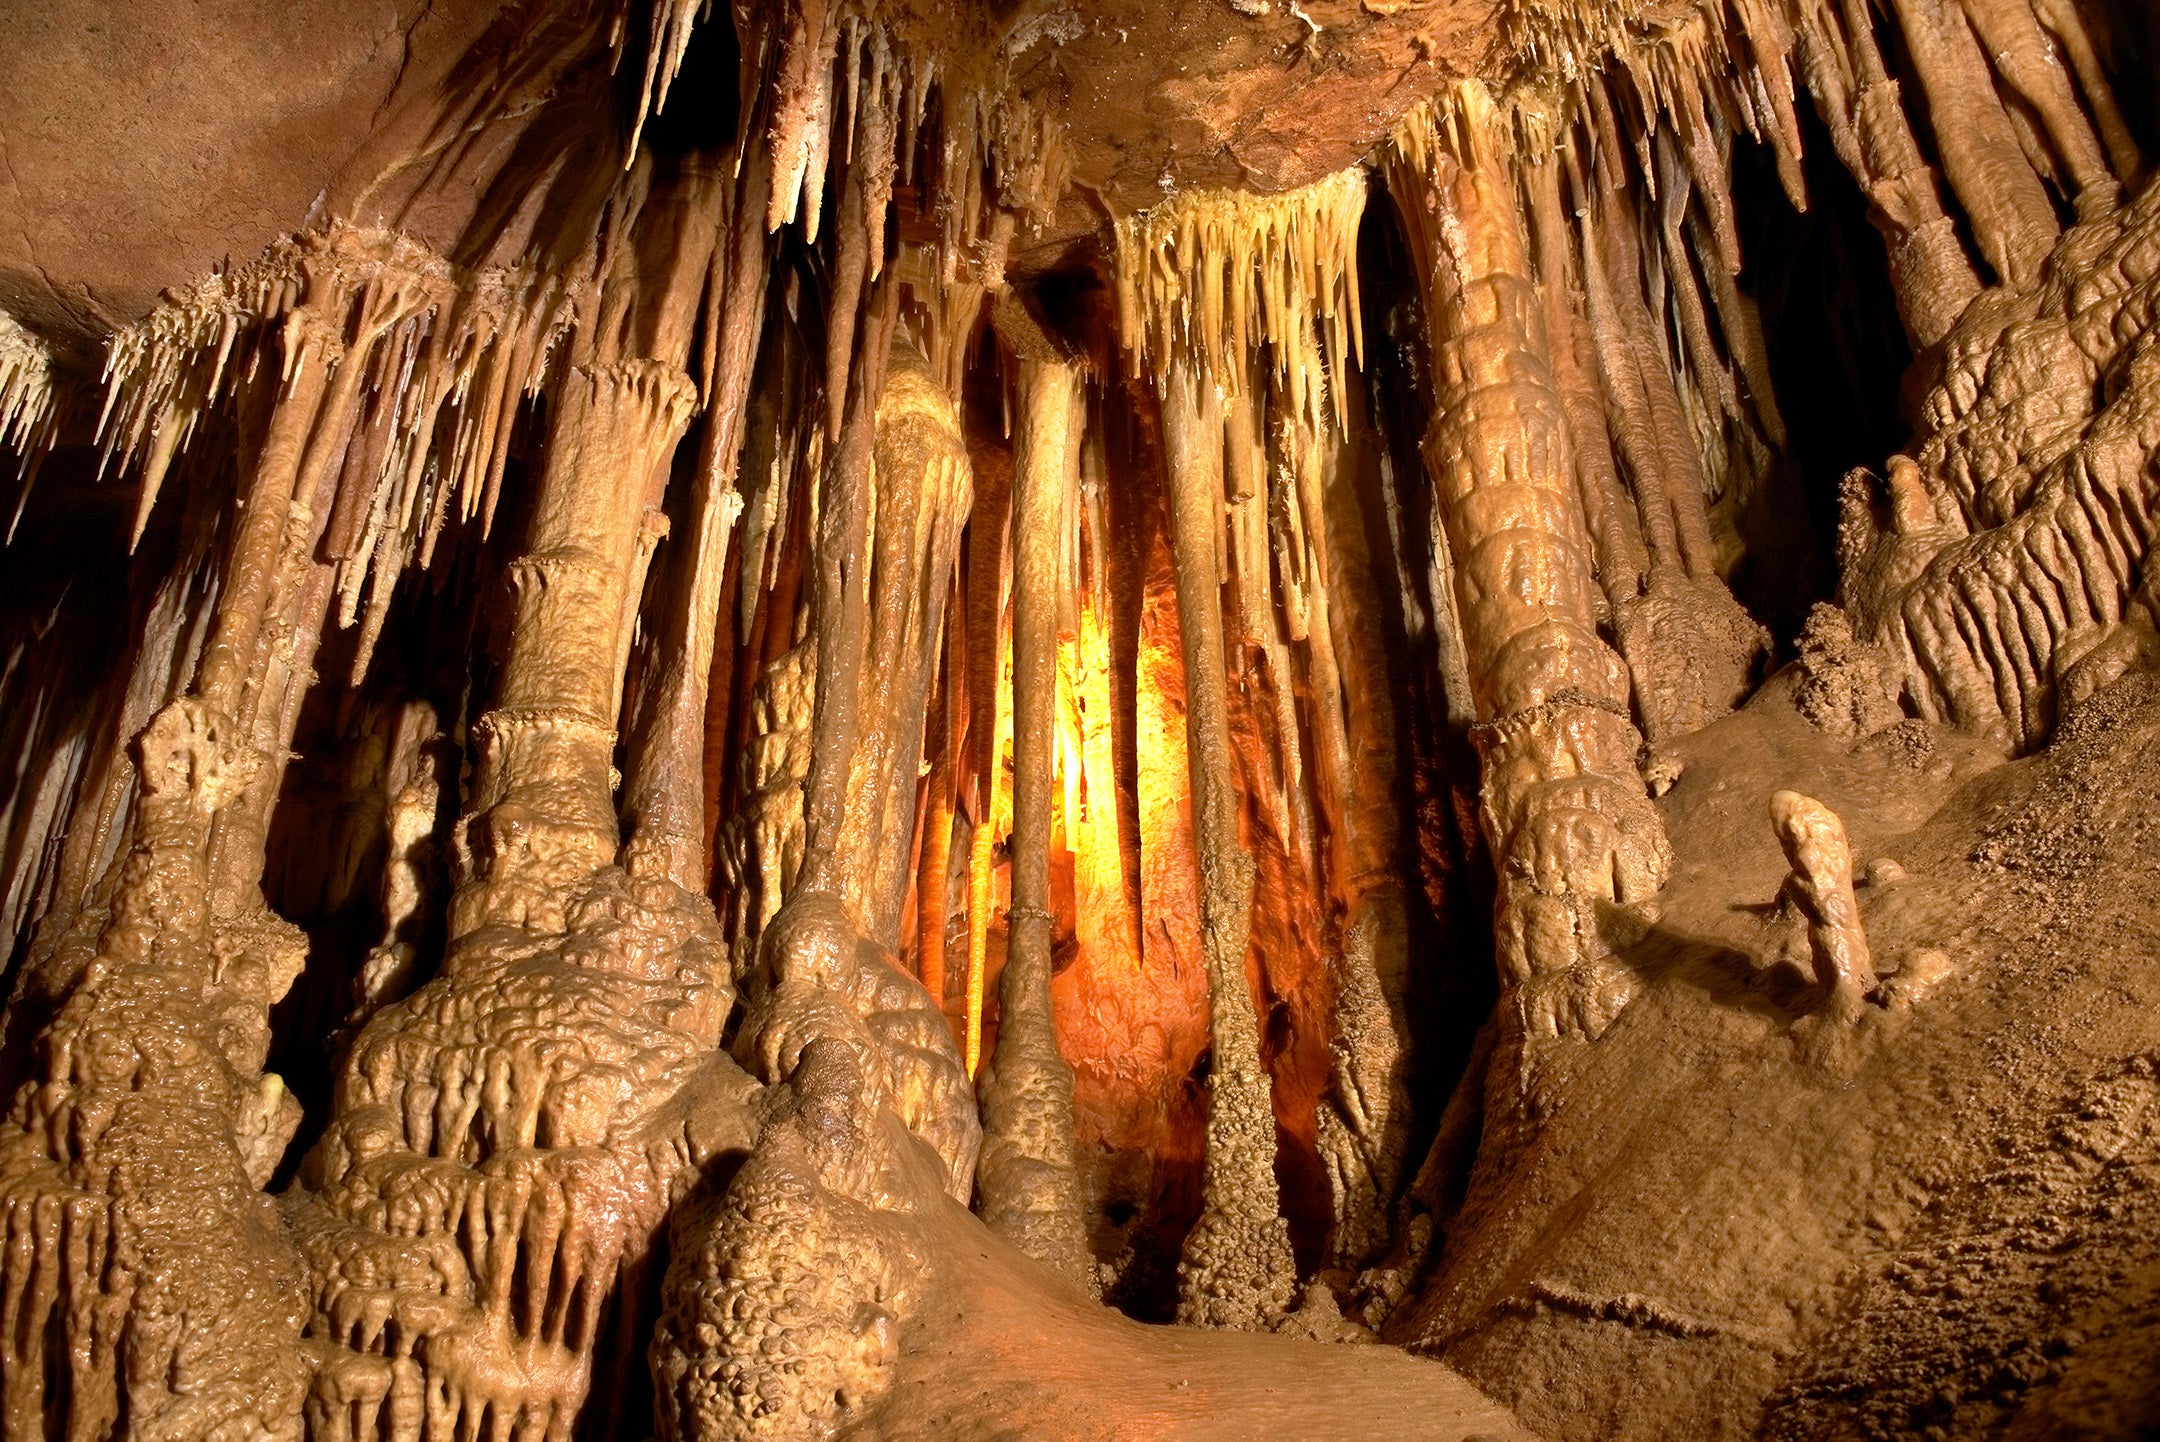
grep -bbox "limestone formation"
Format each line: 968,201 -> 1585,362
1769,789 -> 1873,1021
1386,83 -> 1672,1034
974,317 -> 1094,1288
1,0 -> 2158,1437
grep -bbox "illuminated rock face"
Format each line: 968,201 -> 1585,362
1,1 -> 2158,1439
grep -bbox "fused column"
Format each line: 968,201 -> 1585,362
975,321 -> 1095,1288
1159,356 -> 1297,1329
1387,84 -> 1671,1027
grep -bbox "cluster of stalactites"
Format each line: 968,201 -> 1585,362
0,307 -> 57,538
1492,0 -> 2140,307
87,223 -> 576,674
1113,167 -> 1368,436
1493,0 -> 1811,199
621,0 -> 1069,281
1409,10 -> 1804,557
1399,0 -> 2142,604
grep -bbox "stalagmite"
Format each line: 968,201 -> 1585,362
975,307 -> 1094,1288
1291,401 -> 1414,1269
1387,84 -> 1671,1033
1769,790 -> 1873,1022
0,699 -> 311,1440
290,164 -> 761,1441
1842,180 -> 2160,754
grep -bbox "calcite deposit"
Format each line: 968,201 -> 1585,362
2,0 -> 2159,1437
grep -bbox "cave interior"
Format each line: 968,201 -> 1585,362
3,0 -> 2160,1437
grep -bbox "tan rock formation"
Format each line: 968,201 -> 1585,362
1387,82 -> 1671,1035
974,319 -> 1094,1288
1768,789 -> 1874,1021
0,0 -> 2157,1437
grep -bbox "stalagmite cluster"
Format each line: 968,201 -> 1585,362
3,0 -> 2160,1435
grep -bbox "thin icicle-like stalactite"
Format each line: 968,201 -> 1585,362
0,307 -> 57,540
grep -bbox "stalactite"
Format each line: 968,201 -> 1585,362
622,125 -> 777,894
4,0 -> 2158,1433
1798,0 -> 1984,346
0,308 -> 57,539
1885,0 -> 2059,288
92,227 -> 571,606
960,430 -> 1015,1080
1524,153 -> 1651,610
975,315 -> 1095,1288
913,611 -> 960,1010
1230,383 -> 1308,870
836,350 -> 973,949
1114,169 -> 1366,439
1578,142 -> 1772,741
1959,0 -> 2114,201
2030,0 -> 2144,185
713,352 -> 819,981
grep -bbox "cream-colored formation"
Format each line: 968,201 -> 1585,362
1387,84 -> 1672,1036
1,698 -> 310,1439
1768,789 -> 1873,1021
1114,170 -> 1394,1328
1841,181 -> 2160,754
974,321 -> 1095,1288
0,0 -> 2155,1435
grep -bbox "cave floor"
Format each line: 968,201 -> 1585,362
1403,670 -> 2160,1440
